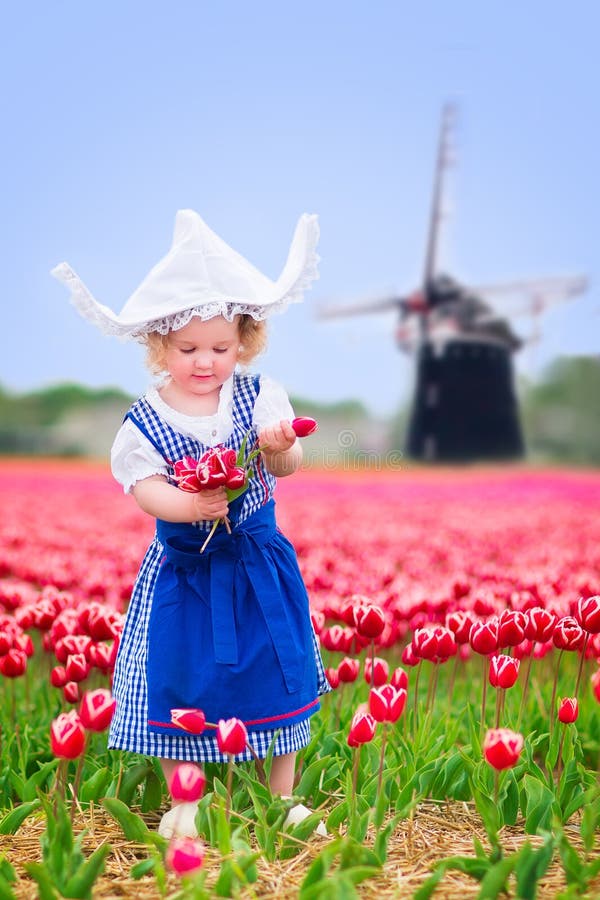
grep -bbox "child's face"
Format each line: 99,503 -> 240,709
164,316 -> 240,398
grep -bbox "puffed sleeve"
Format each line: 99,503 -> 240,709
252,375 -> 295,431
110,420 -> 170,493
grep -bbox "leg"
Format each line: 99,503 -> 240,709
158,758 -> 199,838
269,751 -> 297,796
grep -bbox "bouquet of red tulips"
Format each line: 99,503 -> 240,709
172,418 -> 317,552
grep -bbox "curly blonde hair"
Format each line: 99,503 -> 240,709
143,315 -> 267,375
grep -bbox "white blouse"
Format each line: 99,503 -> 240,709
111,373 -> 294,493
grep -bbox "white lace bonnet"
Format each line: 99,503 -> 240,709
51,209 -> 320,339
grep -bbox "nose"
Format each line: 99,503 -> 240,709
194,353 -> 212,370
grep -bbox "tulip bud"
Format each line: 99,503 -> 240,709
558,697 -> 579,724
291,417 -> 318,437
63,681 -> 81,704
390,666 -> 408,690
483,728 -> 524,770
0,648 -> 27,678
364,656 -> 389,686
368,685 -> 407,723
325,667 -> 340,689
524,607 -> 557,642
347,710 -> 377,747
488,654 -> 520,689
497,610 -> 527,648
79,688 -> 116,732
224,467 -> 246,490
50,665 -> 68,688
573,595 -> 600,635
469,619 -> 499,655
170,708 -> 207,735
50,710 -> 86,759
165,836 -> 205,876
337,656 -> 360,683
169,763 -> 206,802
216,718 -> 248,756
65,652 -> 90,683
553,617 -> 585,651
354,604 -> 386,639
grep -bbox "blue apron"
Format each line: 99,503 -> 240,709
146,499 -> 319,735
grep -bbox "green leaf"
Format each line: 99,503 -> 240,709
296,757 -> 332,801
522,774 -> 557,835
79,768 -> 111,804
130,858 -> 158,879
62,843 -> 111,899
0,800 -> 41,835
476,855 -> 516,898
22,862 -> 60,900
116,762 -> 154,806
514,834 -> 555,900
141,768 -> 163,812
101,797 -> 152,843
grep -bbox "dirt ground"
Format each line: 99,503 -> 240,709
1,800 -> 598,899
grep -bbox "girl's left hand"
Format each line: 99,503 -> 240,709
258,420 -> 297,455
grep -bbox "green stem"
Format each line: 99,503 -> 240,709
200,518 -> 220,553
377,724 -> 388,798
226,754 -> 234,822
574,633 -> 590,700
480,656 -> 488,737
549,649 -> 564,737
517,647 -> 535,730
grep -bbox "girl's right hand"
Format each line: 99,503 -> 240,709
192,486 -> 229,521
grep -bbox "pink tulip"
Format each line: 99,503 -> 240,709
558,697 -> 579,724
469,619 -> 499,655
364,656 -> 389,686
79,688 -> 116,731
524,607 -> 557,642
169,763 -> 206,802
216,718 -> 248,756
354,603 -> 386,639
170,708 -> 207,735
337,656 -> 360,683
553,617 -> 585,651
347,710 -> 377,747
0,648 -> 27,678
166,836 -> 205,876
291,417 -> 318,437
368,685 -> 407,723
483,728 -> 524,770
573,595 -> 600,634
50,710 -> 86,759
489,654 -> 520,689
497,610 -> 527,647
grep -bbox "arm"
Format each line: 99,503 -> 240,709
258,420 -> 303,478
132,475 -> 230,523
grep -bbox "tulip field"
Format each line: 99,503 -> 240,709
1,458 -> 600,899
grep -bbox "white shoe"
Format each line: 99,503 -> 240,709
283,803 -> 327,837
158,802 -> 199,838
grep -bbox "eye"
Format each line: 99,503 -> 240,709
213,347 -> 229,354
180,348 -> 195,355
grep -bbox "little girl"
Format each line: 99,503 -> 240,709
52,209 -> 330,836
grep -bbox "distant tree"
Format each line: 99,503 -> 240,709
520,356 -> 600,464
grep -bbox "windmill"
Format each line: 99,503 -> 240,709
319,104 -> 588,462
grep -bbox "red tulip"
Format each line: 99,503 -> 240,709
401,643 -> 419,667
553,617 -> 585,651
446,610 -> 474,644
320,625 -> 353,653
291,417 -> 318,437
347,710 -> 377,747
216,718 -> 248,756
166,836 -> 205,876
196,449 -> 230,488
337,657 -> 360,683
573,595 -> 600,634
0,648 -> 27,677
412,627 -> 439,661
224,466 -> 246,490
63,681 -> 81,704
524,607 -> 557,642
169,763 -> 206,802
79,688 -> 116,731
368,685 -> 407,723
170,708 -> 207,735
354,603 -> 386,639
325,667 -> 340,689
469,619 -> 499,655
390,666 -> 408,690
497,610 -> 527,647
483,728 -> 524,770
364,656 -> 389,686
87,641 -> 114,673
55,634 -> 92,663
0,631 -> 11,655
172,456 -> 204,492
65,652 -> 90,683
50,665 -> 68,688
558,697 -> 579,724
489,654 -> 520,689
50,710 -> 86,759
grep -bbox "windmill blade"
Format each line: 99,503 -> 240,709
422,102 -> 458,286
317,294 -> 407,319
468,274 -> 589,309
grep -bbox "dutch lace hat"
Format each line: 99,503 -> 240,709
51,209 -> 320,339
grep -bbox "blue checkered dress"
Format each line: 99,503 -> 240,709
108,373 -> 330,763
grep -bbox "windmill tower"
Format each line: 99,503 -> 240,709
320,105 -> 588,462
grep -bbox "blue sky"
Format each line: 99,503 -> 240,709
2,1 -> 598,415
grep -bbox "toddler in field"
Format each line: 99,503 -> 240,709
52,209 -> 330,837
